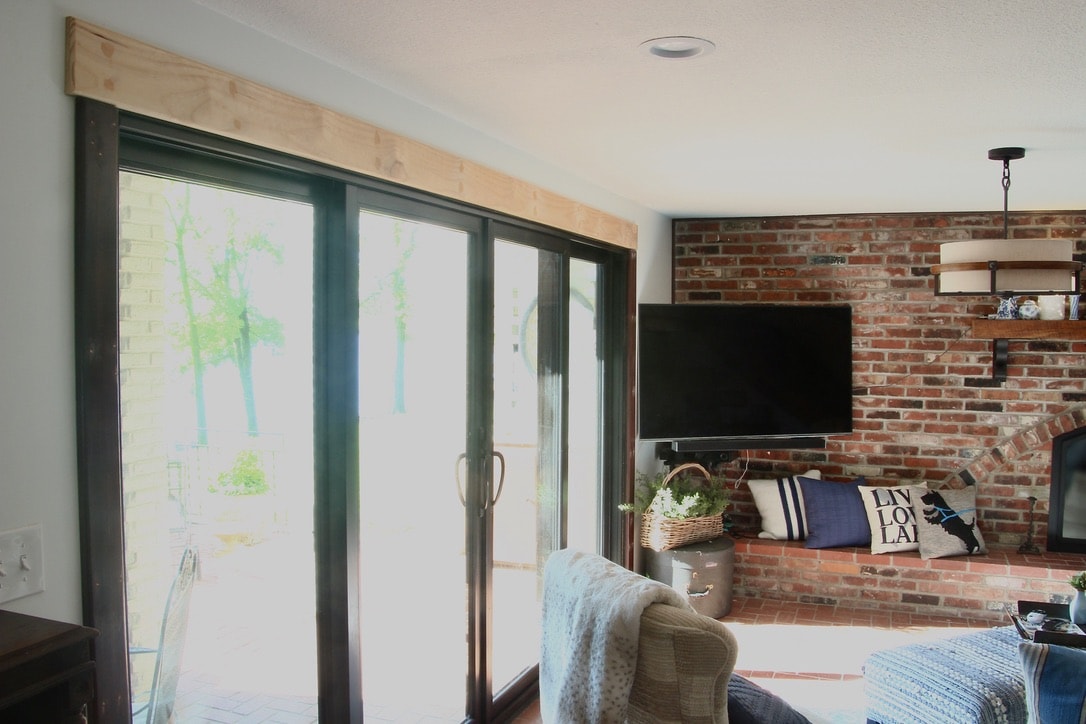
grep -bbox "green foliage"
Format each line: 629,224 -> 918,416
1069,571 -> 1086,591
619,468 -> 731,520
164,183 -> 286,438
179,225 -> 285,377
210,449 -> 270,496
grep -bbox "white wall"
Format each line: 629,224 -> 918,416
0,0 -> 670,622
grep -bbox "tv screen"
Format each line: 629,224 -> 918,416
638,303 -> 853,443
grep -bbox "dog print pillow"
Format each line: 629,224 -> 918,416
908,485 -> 987,559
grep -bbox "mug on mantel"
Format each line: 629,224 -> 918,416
1039,295 -> 1065,320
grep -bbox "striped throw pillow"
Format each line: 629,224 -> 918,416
748,470 -> 820,540
1019,641 -> 1086,724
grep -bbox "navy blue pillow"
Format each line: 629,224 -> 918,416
1019,641 -> 1086,724
798,476 -> 870,549
727,673 -> 812,724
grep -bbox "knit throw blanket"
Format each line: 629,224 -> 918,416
539,548 -> 690,724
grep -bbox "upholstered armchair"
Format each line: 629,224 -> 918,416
540,548 -> 738,724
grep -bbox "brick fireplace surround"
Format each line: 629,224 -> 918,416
672,211 -> 1086,621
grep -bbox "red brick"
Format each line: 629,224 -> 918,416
732,539 -> 1081,623
681,211 -> 1086,616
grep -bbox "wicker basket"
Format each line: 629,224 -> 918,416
639,462 -> 725,551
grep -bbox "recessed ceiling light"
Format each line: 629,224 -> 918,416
640,36 -> 715,59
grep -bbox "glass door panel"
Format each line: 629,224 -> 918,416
119,172 -> 317,721
357,210 -> 470,721
491,241 -> 550,693
564,258 -> 603,553
490,242 -> 608,696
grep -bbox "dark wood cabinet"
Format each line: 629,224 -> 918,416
0,610 -> 98,723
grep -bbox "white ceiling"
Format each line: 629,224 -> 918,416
191,0 -> 1086,219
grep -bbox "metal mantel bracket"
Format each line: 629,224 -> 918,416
965,337 -> 1009,387
991,337 -> 1009,382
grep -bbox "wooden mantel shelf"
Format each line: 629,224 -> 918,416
971,318 -> 1086,341
968,318 -> 1086,383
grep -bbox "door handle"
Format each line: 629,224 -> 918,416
486,450 -> 506,512
455,453 -> 467,508
456,451 -> 506,516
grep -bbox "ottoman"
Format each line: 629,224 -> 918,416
863,626 -> 1027,724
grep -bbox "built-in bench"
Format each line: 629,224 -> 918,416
732,536 -> 1086,623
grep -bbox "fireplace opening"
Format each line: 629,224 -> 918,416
1048,426 -> 1086,553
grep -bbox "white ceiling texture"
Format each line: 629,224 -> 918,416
191,0 -> 1086,219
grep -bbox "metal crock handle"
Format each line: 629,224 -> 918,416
686,584 -> 714,598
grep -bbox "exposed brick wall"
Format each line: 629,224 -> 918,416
119,171 -> 172,696
673,211 -> 1086,550
732,538 -> 1085,621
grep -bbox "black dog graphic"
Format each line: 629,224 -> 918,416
919,490 -> 981,553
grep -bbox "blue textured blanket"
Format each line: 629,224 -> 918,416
864,626 -> 1026,724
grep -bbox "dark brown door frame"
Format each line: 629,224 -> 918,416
74,95 -> 130,724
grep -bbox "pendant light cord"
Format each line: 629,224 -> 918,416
988,146 -> 1024,238
1001,158 -> 1012,239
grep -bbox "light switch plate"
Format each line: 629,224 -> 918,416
0,523 -> 44,604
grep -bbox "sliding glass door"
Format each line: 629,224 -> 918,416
79,106 -> 629,722
489,238 -> 606,699
118,170 -> 319,720
354,208 -> 614,720
356,207 -> 472,719
490,239 -> 556,696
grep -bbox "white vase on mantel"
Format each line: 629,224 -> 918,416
1071,590 -> 1086,626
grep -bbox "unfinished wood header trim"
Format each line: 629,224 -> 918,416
64,17 -> 637,249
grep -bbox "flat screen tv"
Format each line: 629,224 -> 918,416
638,303 -> 853,445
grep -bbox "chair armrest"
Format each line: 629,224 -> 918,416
628,604 -> 738,724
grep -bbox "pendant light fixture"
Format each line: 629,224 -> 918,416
931,147 -> 1082,296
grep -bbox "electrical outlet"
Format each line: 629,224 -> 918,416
0,523 -> 44,604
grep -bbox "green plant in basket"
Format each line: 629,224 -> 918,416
619,465 -> 730,520
1069,571 -> 1086,592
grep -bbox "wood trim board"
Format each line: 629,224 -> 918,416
64,16 -> 637,249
